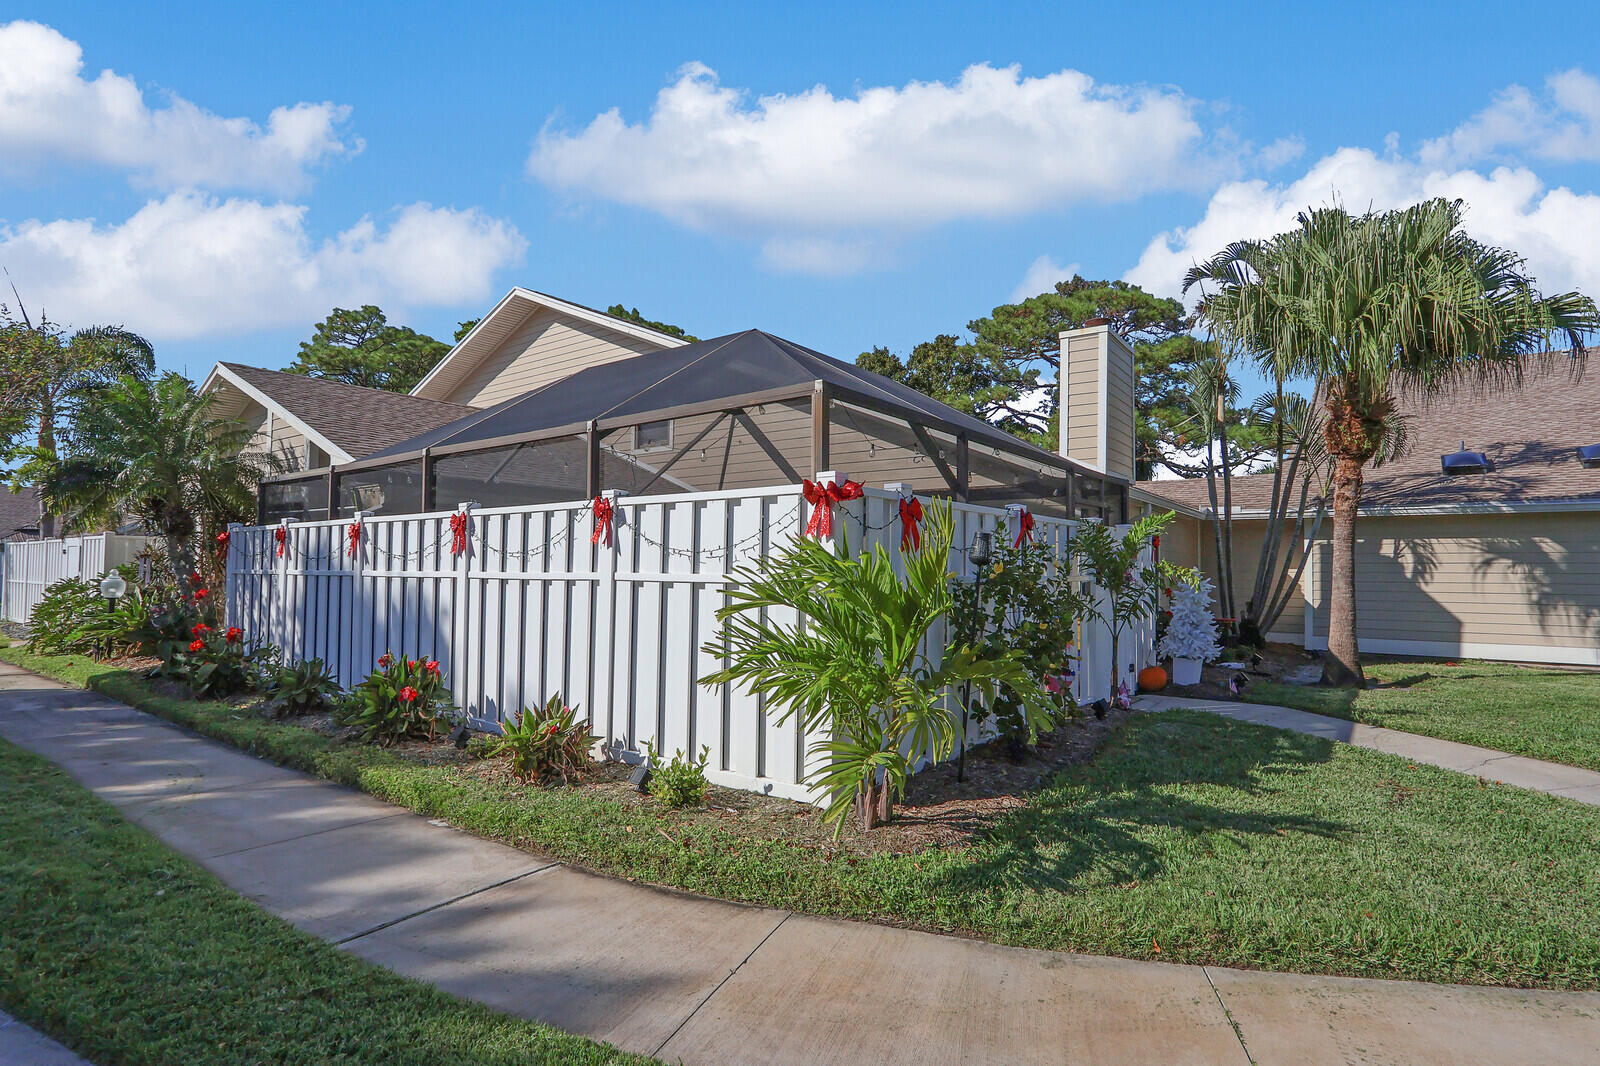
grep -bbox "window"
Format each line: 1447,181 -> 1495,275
633,419 -> 673,452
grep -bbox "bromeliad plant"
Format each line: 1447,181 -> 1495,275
263,657 -> 341,718
702,497 -> 1052,833
25,568 -> 150,658
488,694 -> 598,784
340,653 -> 452,745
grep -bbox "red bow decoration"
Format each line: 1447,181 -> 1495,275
1012,508 -> 1035,548
347,521 -> 361,558
274,527 -> 286,557
449,511 -> 469,556
899,496 -> 924,551
1152,534 -> 1161,550
591,496 -> 614,546
802,478 -> 864,539
215,529 -> 230,556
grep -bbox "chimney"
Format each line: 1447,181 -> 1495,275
1059,320 -> 1136,481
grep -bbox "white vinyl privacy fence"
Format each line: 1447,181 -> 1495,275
2,534 -> 151,624
225,484 -> 1153,802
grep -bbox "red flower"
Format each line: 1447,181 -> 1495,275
191,623 -> 211,636
398,685 -> 419,703
193,588 -> 209,600
378,654 -> 394,668
424,659 -> 440,675
189,570 -> 202,585
188,639 -> 205,652
407,660 -> 418,669
544,722 -> 559,736
225,627 -> 242,643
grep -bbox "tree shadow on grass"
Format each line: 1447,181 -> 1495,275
936,714 -> 1350,896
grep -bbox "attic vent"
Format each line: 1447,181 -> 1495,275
1579,444 -> 1600,468
1441,441 -> 1493,476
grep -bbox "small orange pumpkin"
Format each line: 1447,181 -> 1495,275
1138,665 -> 1169,693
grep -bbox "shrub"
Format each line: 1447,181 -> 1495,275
264,657 -> 340,718
642,741 -> 710,807
25,567 -> 149,658
947,527 -> 1089,750
703,498 -> 1050,833
339,653 -> 453,745
487,694 -> 597,784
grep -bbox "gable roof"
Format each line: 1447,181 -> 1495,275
357,328 -> 1103,479
202,363 -> 475,463
408,287 -> 691,402
1138,358 -> 1600,516
0,484 -> 40,539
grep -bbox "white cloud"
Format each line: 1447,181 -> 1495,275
528,62 -> 1239,272
0,193 -> 527,339
1420,68 -> 1600,167
1010,255 -> 1083,302
1124,147 -> 1600,306
0,20 -> 358,193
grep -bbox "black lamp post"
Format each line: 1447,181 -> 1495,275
98,572 -> 126,661
958,530 -> 993,783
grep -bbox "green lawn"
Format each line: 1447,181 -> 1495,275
4,641 -> 1599,990
1247,658 -> 1600,771
0,737 -> 656,1066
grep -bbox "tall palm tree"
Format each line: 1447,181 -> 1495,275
1186,199 -> 1597,685
1,288 -> 155,536
43,373 -> 278,587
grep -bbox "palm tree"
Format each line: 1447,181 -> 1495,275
1186,199 -> 1598,685
43,373 -> 278,588
0,289 -> 154,536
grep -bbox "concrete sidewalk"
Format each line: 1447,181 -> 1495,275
1135,693 -> 1600,806
0,1012 -> 94,1066
3,660 -> 1598,1066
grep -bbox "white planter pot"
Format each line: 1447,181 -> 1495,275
1172,657 -> 1203,686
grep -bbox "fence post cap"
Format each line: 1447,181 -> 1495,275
455,501 -> 479,512
601,488 -> 628,500
814,470 -> 846,485
883,481 -> 913,496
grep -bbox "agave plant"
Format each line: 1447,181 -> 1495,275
702,497 -> 1051,833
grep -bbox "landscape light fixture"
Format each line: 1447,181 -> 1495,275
957,529 -> 995,783
98,572 -> 127,661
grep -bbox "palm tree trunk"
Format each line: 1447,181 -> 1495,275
37,397 -> 57,539
1323,454 -> 1366,687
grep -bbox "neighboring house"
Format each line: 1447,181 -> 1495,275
201,363 -> 476,472
1134,360 -> 1600,666
0,484 -> 41,541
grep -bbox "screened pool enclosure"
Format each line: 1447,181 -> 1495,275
258,329 -> 1126,525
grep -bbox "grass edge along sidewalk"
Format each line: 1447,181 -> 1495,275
0,736 -> 657,1066
1246,657 -> 1600,772
3,641 -> 1599,991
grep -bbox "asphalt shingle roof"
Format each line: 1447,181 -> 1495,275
220,363 -> 475,460
0,484 -> 39,539
1138,358 -> 1600,513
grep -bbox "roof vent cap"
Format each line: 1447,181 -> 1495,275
1579,443 -> 1600,468
1441,441 -> 1493,476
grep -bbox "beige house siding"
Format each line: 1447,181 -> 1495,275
445,308 -> 667,409
1103,332 -> 1137,482
1062,332 -> 1101,469
1203,520 -> 1308,642
1305,511 -> 1600,664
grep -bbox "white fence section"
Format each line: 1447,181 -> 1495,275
2,534 -> 151,624
225,484 -> 1153,802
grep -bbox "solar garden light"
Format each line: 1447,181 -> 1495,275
98,571 -> 127,660
958,530 -> 995,782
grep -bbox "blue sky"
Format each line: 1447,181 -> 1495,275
6,0 -> 1600,397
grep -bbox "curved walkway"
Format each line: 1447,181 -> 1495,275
1134,694 -> 1600,806
2,660 -> 1598,1066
